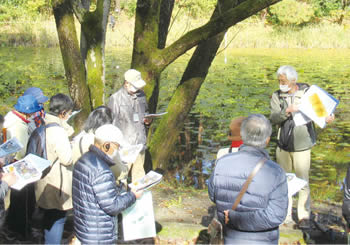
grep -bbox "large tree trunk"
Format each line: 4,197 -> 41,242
80,0 -> 111,108
52,0 -> 91,128
148,0 -> 240,169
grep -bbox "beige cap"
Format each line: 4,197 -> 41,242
124,69 -> 146,89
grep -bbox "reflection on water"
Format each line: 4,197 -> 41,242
0,47 -> 349,202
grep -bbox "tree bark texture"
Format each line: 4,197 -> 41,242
80,0 -> 111,108
148,0 -> 281,169
52,0 -> 91,129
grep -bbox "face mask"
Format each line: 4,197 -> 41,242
129,85 -> 138,93
109,149 -> 122,163
28,114 -> 36,121
279,84 -> 291,93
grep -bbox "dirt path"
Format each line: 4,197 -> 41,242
151,182 -> 347,244
0,181 -> 347,244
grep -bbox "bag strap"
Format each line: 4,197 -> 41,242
79,136 -> 84,155
2,128 -> 7,143
231,157 -> 267,210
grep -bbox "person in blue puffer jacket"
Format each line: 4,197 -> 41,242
208,114 -> 288,244
72,124 -> 143,244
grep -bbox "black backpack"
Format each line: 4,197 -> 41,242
26,122 -> 60,177
277,83 -> 317,152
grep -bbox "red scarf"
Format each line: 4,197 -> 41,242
12,110 -> 30,124
231,140 -> 243,148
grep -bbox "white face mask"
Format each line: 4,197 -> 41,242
109,149 -> 122,163
28,114 -> 36,121
279,84 -> 291,93
129,85 -> 138,93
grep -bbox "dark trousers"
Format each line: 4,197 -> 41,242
6,183 -> 36,238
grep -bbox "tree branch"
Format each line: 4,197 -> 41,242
156,0 -> 281,69
70,0 -> 89,23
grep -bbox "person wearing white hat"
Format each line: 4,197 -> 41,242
72,124 -> 143,244
108,69 -> 152,182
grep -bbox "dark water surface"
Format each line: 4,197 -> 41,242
0,47 -> 349,203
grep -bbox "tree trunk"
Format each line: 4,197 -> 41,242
149,0 -> 233,169
52,0 -> 91,128
80,0 -> 111,108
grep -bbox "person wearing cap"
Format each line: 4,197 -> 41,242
216,116 -> 246,159
3,95 -> 42,238
108,69 -> 151,182
3,94 -> 43,160
23,87 -> 49,133
72,124 -> 143,244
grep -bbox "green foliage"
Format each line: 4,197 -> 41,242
310,0 -> 343,17
268,0 -> 315,26
174,0 -> 217,19
120,0 -> 137,17
0,0 -> 51,21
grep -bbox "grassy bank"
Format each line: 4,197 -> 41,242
1,14 -> 350,49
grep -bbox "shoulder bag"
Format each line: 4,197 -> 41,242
208,157 -> 268,244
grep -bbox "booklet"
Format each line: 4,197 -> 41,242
286,173 -> 307,197
119,144 -> 144,163
128,170 -> 162,191
295,85 -> 339,128
0,137 -> 23,158
122,190 -> 156,241
144,112 -> 168,118
3,154 -> 52,190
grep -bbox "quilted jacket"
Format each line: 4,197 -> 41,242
72,145 -> 136,244
208,145 -> 288,244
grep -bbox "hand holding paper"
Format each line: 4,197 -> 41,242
294,85 -> 339,128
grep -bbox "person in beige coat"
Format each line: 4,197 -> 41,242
34,93 -> 74,244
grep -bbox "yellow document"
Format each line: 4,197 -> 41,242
309,93 -> 327,117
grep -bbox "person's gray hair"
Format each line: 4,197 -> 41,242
240,114 -> 272,148
277,65 -> 298,83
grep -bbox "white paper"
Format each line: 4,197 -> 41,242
144,112 -> 168,118
293,112 -> 312,127
119,144 -> 144,163
128,170 -> 162,191
122,191 -> 156,241
286,173 -> 307,197
297,85 -> 339,128
3,154 -> 52,190
67,109 -> 81,121
0,137 -> 23,158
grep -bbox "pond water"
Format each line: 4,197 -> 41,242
0,47 -> 349,203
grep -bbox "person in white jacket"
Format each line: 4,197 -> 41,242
72,106 -> 128,181
4,95 -> 43,160
4,95 -> 43,238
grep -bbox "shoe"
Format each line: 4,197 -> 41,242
298,219 -> 310,229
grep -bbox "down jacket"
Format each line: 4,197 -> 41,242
72,145 -> 136,244
208,145 -> 288,244
342,166 -> 350,228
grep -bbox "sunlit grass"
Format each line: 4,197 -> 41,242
1,14 -> 350,48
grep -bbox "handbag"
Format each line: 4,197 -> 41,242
208,157 -> 267,244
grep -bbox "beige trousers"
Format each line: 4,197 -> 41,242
130,151 -> 146,182
276,147 -> 311,221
